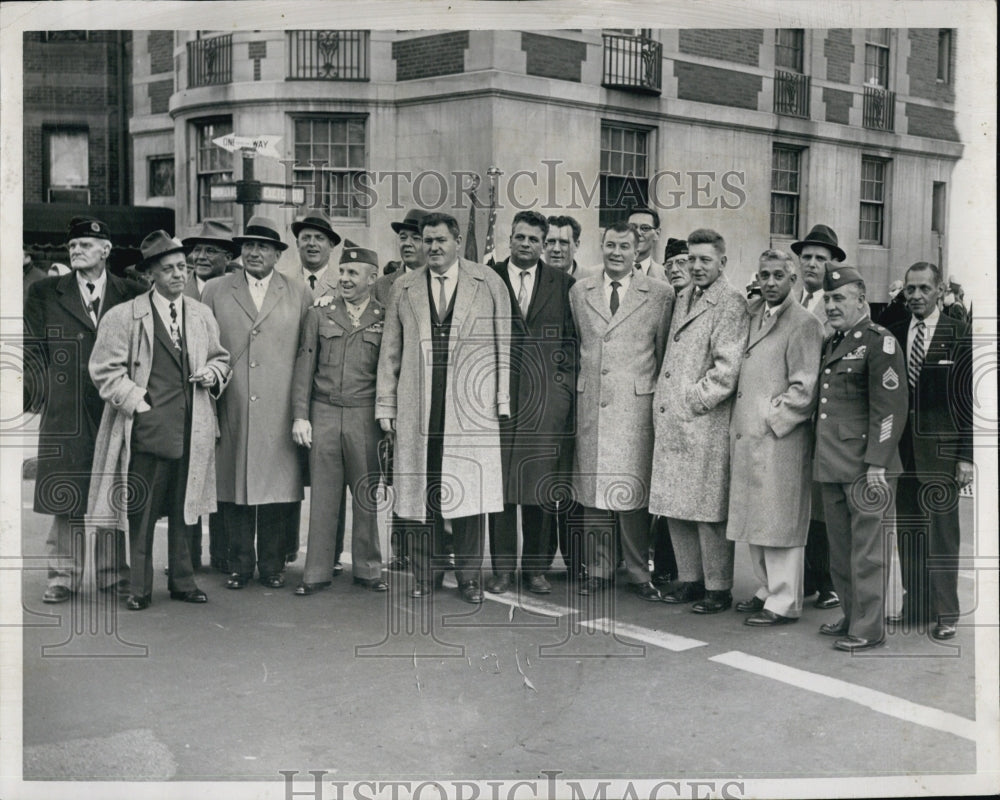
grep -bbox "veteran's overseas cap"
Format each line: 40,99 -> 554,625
339,239 -> 379,269
68,216 -> 111,241
823,265 -> 864,292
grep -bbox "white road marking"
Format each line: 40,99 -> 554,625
586,618 -> 708,652
477,591 -> 569,618
709,650 -> 978,741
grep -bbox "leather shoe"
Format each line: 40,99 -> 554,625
485,573 -> 513,594
260,574 -> 285,589
745,609 -> 797,627
814,590 -> 841,609
661,581 -> 706,604
169,588 -> 208,603
353,576 -> 388,592
628,581 -> 662,602
459,581 -> 483,604
692,590 -> 732,614
332,561 -> 344,576
577,576 -> 609,596
819,617 -> 850,636
285,552 -> 299,564
736,596 -> 765,613
42,585 -> 72,604
411,581 -> 433,598
294,581 -> 332,596
226,574 -> 249,590
650,571 -> 675,588
526,574 -> 552,594
125,594 -> 151,610
834,635 -> 885,652
100,579 -> 130,596
931,623 -> 957,641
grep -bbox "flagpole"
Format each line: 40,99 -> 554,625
484,165 -> 502,266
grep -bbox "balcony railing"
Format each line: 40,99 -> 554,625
187,35 -> 232,88
773,70 -> 811,118
287,30 -> 369,81
602,33 -> 662,95
863,85 -> 895,132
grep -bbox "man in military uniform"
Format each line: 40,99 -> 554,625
291,244 -> 387,595
813,266 -> 907,651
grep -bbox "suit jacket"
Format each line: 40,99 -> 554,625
635,258 -> 668,283
87,292 -> 231,529
491,259 -> 577,505
278,262 -> 340,301
886,313 -> 972,479
569,270 -> 674,511
376,259 -> 511,519
373,266 -> 411,306
23,271 -> 144,516
813,316 -> 908,483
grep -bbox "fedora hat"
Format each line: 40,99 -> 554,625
390,208 -> 427,235
291,212 -> 341,247
137,230 -> 187,271
182,220 -> 238,255
233,215 -> 288,251
791,224 -> 846,262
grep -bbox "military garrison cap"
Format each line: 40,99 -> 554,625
823,265 -> 865,292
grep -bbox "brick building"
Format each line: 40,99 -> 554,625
128,29 -> 962,295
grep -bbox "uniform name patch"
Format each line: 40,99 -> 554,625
843,345 -> 867,360
879,415 -> 894,442
883,336 -> 896,354
882,367 -> 899,390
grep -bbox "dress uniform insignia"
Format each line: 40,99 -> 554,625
831,271 -> 840,280
879,415 -> 894,442
366,322 -> 384,333
843,345 -> 867,360
90,221 -> 101,233
882,366 -> 899,390
883,336 -> 895,354
854,330 -> 862,338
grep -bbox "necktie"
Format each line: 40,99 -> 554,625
436,276 -> 447,317
830,330 -> 844,351
85,281 -> 98,324
308,274 -> 317,292
759,308 -> 770,330
517,271 -> 530,316
803,290 -> 814,308
908,321 -> 925,390
169,302 -> 181,350
687,286 -> 700,314
610,281 -> 621,316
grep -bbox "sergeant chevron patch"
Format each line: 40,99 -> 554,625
882,367 -> 899,390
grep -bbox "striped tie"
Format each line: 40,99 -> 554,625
169,302 -> 182,350
908,321 -> 925,390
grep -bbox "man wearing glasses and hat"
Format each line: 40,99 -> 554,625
183,220 -> 239,302
374,208 -> 427,305
285,211 -> 342,300
87,231 -> 230,610
24,216 -> 143,604
201,216 -> 312,590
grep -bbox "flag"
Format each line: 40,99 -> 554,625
483,181 -> 498,267
464,189 -> 479,262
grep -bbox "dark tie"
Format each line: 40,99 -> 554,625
85,281 -> 99,322
436,276 -> 447,316
610,281 -> 621,316
169,302 -> 181,350
830,330 -> 844,351
308,274 -> 317,292
803,290 -> 814,307
908,321 -> 925,390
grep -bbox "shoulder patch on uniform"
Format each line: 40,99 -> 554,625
879,415 -> 894,442
882,366 -> 899,390
883,336 -> 895,354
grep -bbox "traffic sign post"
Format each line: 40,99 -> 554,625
209,135 -> 303,232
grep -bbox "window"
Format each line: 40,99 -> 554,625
864,29 -> 890,87
148,156 -> 175,198
194,118 -> 233,223
293,117 -> 367,219
931,182 -> 947,234
937,30 -> 952,83
775,29 -> 804,72
599,122 -> 650,228
859,156 -> 888,244
770,146 -> 802,237
44,128 -> 89,203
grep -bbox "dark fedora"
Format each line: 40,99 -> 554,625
182,220 -> 238,255
68,216 -> 111,241
233,215 -> 289,251
791,224 -> 846,262
291,212 -> 341,247
137,230 -> 187,271
390,208 -> 427,235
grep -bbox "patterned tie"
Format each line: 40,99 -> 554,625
169,302 -> 182,350
517,270 -> 530,316
436,276 -> 448,317
85,282 -> 98,324
308,274 -> 317,292
610,281 -> 621,316
908,321 -> 925,390
803,290 -> 814,308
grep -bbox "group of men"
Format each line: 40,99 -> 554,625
24,204 -> 972,651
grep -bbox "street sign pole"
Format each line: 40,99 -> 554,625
241,149 -> 255,232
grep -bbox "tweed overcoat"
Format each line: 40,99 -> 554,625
649,274 -> 749,522
375,259 -> 512,520
726,294 -> 824,546
201,269 -> 311,505
86,292 -> 231,530
569,270 -> 674,511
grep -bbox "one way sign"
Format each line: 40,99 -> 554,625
212,134 -> 283,159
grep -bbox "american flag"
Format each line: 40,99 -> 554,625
483,180 -> 498,267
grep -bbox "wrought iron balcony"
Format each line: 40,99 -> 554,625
863,85 -> 895,132
187,35 -> 232,88
773,70 -> 811,118
602,33 -> 662,95
287,30 -> 369,81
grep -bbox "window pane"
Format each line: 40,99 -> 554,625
48,131 -> 89,186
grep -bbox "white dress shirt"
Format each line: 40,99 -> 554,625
151,289 -> 184,339
603,270 -> 632,310
507,262 -> 537,314
246,269 -> 274,312
634,256 -> 654,276
430,261 -> 459,316
908,307 -> 940,363
76,269 -> 107,323
301,264 -> 330,296
800,285 -> 824,317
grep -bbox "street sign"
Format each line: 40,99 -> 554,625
209,183 -> 238,202
261,184 -> 305,204
209,182 -> 304,206
212,134 -> 283,159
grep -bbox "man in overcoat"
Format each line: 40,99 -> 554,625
376,213 -> 511,604
87,231 -> 230,609
201,216 -> 311,590
651,228 -> 749,614
23,216 -> 142,603
814,266 -> 907,651
727,250 -> 824,625
569,221 -> 673,600
486,211 -> 577,596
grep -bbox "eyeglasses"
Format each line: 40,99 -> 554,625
191,245 -> 227,257
635,225 -> 656,233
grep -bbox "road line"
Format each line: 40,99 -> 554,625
709,649 -> 978,741
586,618 -> 708,652
439,576 -> 568,617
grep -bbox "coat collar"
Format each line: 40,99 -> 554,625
822,314 -> 870,366
746,290 -> 795,349
674,274 -> 729,333
580,269 -> 651,330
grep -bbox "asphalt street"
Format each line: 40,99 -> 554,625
17,478 -> 981,785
